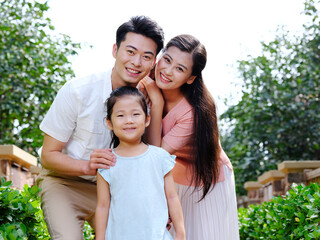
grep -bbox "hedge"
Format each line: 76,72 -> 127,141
0,177 -> 95,240
238,183 -> 320,239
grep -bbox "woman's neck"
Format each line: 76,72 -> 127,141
114,141 -> 148,157
162,89 -> 184,115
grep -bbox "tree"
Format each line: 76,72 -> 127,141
0,0 -> 81,156
221,0 -> 320,195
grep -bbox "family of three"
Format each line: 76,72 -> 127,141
37,15 -> 239,240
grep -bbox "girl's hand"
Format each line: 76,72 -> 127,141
174,237 -> 186,240
166,217 -> 172,230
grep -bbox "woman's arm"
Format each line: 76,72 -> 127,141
164,171 -> 185,240
139,77 -> 164,146
95,173 -> 111,240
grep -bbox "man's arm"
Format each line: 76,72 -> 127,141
41,134 -> 116,176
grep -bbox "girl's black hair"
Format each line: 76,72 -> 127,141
165,34 -> 221,201
105,86 -> 148,148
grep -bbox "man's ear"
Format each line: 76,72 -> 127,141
106,119 -> 113,130
112,44 -> 118,59
145,114 -> 151,127
186,75 -> 196,85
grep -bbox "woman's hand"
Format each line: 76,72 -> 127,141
139,76 -> 164,146
139,76 -> 164,108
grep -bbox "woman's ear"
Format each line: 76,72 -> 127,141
106,118 -> 113,130
186,75 -> 196,85
145,114 -> 151,127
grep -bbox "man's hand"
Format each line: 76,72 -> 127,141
85,149 -> 116,175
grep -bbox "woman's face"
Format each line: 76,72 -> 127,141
155,46 -> 195,91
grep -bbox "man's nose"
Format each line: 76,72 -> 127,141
131,55 -> 142,67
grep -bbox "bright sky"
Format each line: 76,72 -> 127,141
46,0 -> 307,114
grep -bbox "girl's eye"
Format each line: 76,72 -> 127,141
117,114 -> 124,117
133,113 -> 141,116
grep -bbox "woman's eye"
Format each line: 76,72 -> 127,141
164,57 -> 170,63
177,67 -> 184,72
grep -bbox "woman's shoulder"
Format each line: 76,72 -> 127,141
174,97 -> 193,112
164,97 -> 193,122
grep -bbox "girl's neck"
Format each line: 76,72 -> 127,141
162,89 -> 184,115
114,141 -> 148,157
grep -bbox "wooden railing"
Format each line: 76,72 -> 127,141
0,145 -> 40,189
238,160 -> 320,208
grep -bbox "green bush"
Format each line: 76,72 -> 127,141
0,177 -> 49,239
238,183 -> 320,239
0,178 -> 95,239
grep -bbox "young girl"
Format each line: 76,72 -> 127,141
140,35 -> 239,240
95,86 -> 185,240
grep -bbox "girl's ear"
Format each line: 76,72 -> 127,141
112,44 -> 118,59
186,75 -> 196,85
145,114 -> 151,127
106,118 -> 113,130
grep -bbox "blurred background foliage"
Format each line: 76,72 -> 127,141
0,0 -> 81,156
221,0 -> 320,194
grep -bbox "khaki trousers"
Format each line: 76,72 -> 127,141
37,170 -> 97,240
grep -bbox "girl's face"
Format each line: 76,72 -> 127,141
107,95 -> 150,144
155,46 -> 196,91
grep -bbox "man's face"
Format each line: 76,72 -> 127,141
112,32 -> 157,88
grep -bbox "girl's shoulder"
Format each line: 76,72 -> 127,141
148,145 -> 176,161
148,145 -> 171,157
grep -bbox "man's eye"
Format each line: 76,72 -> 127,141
143,55 -> 152,61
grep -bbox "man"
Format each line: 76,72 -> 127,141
37,16 -> 164,239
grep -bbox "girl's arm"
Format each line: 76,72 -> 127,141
95,173 -> 111,240
164,171 -> 185,240
139,77 -> 164,146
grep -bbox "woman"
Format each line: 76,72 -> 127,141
140,34 -> 239,240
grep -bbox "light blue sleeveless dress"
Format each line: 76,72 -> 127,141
98,145 -> 175,240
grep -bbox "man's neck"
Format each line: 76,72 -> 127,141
110,68 -> 138,90
111,68 -> 121,90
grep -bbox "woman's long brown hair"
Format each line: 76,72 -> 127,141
165,35 -> 221,201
